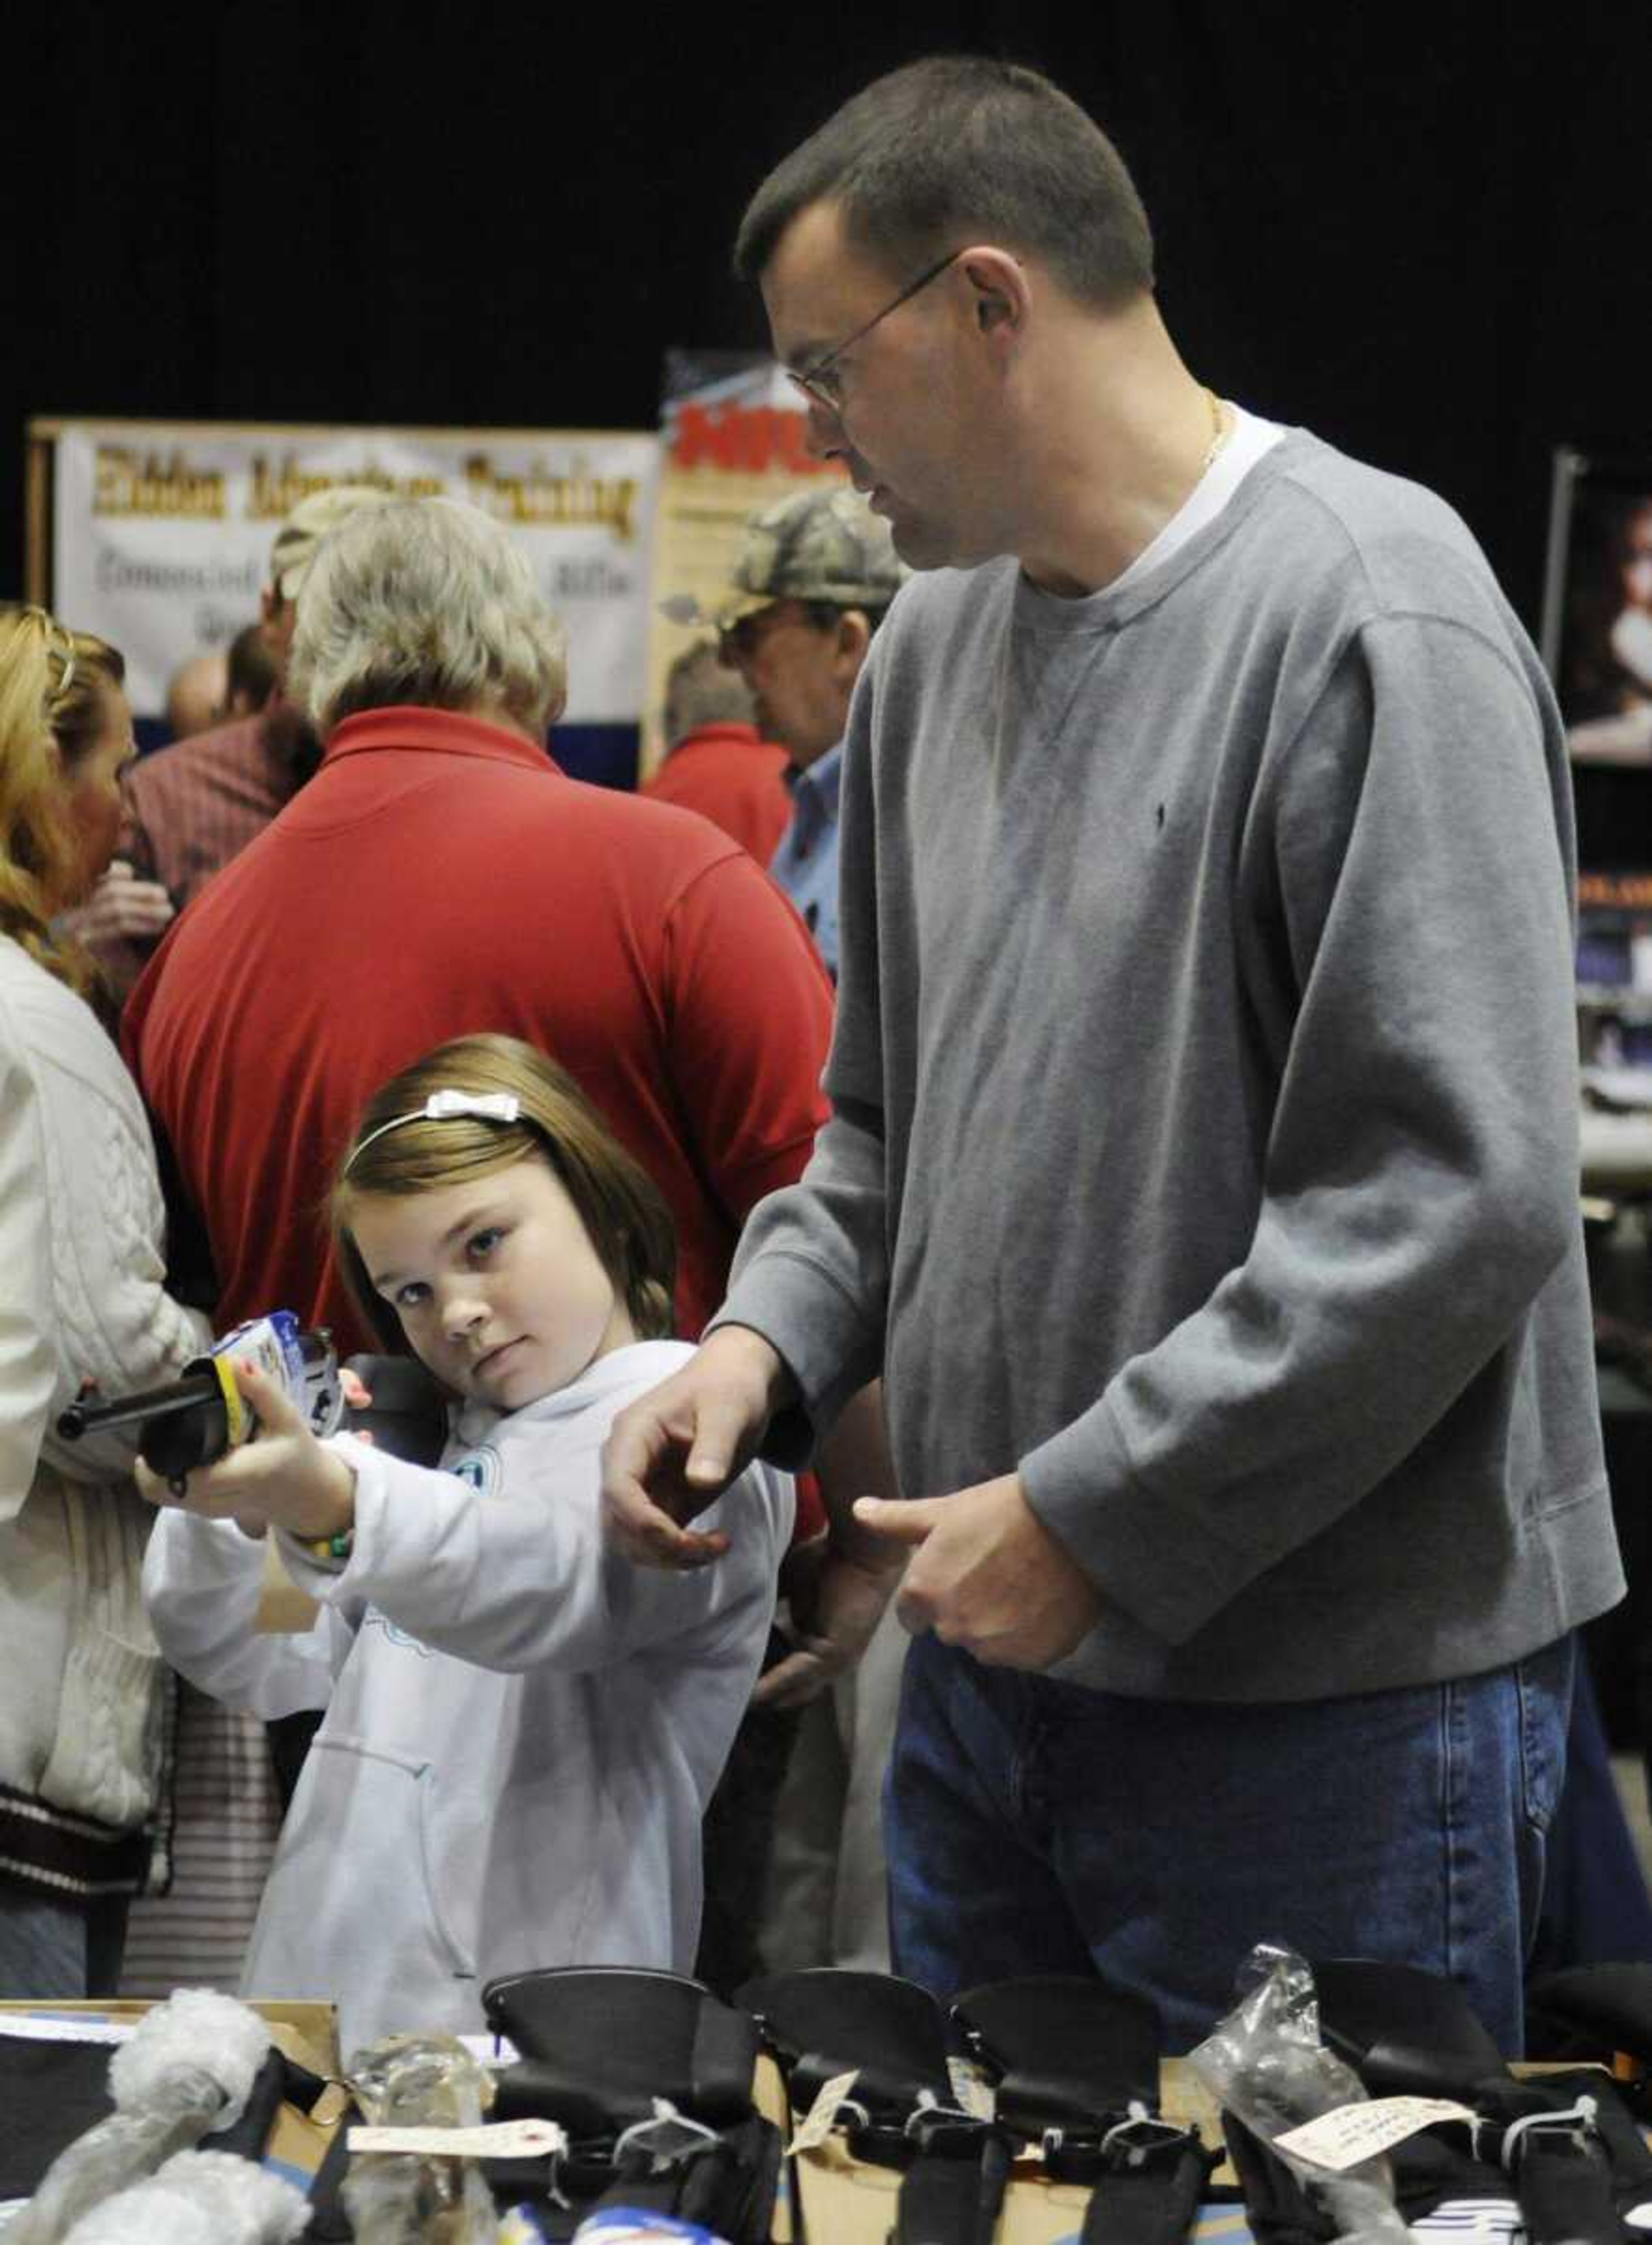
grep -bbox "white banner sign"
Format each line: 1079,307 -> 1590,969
49,421 -> 661,724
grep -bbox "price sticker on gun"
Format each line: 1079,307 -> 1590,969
56,1312 -> 343,1491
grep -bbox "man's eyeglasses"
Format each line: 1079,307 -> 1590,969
786,248 -> 962,414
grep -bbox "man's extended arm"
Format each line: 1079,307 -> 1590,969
604,678 -> 893,1564
601,1322 -> 795,1565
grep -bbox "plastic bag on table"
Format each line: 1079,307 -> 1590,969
1188,1944 -> 1413,2245
341,2033 -> 498,2245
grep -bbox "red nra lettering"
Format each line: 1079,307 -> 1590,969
670,403 -> 830,476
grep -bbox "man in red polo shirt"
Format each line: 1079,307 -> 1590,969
643,639 -> 792,864
123,494 -> 835,1359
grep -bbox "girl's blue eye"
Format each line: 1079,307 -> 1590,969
468,1227 -> 504,1260
394,1280 -> 431,1311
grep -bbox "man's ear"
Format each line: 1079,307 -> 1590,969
958,247 -> 1029,340
834,608 -> 872,669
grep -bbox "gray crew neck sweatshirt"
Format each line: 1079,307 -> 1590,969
716,429 -> 1620,1703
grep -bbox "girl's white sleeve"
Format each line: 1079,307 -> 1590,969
144,1507 -> 348,1718
277,1429 -> 793,1676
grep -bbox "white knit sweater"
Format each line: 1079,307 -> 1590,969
0,936 -> 206,1894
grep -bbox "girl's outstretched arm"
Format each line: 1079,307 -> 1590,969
139,1359 -> 359,1717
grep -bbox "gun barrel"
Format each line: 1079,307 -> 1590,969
57,1372 -> 222,1442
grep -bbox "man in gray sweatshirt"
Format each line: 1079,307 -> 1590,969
602,56 -> 1621,2050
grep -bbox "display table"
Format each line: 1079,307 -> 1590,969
0,1999 -> 1603,2243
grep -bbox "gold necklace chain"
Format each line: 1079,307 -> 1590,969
1199,385 -> 1230,474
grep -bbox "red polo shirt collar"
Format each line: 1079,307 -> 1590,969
322,705 -> 563,775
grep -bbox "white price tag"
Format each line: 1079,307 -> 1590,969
1276,2096 -> 1478,2172
347,2119 -> 567,2159
787,2068 -> 860,2155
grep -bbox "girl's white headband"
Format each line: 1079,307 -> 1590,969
342,1089 -> 522,1176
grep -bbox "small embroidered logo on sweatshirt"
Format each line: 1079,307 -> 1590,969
454,1444 -> 502,1497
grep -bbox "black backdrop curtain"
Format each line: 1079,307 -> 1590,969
3,6 -> 1646,726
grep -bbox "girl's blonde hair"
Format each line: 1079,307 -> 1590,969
0,604 -> 125,995
331,1033 -> 677,1351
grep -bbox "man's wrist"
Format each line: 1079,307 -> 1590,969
703,1322 -> 798,1417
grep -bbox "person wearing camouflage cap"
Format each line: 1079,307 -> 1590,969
715,485 -> 904,978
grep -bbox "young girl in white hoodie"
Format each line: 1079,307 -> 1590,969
142,1032 -> 792,2056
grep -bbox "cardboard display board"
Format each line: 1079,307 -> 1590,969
28,418 -> 660,728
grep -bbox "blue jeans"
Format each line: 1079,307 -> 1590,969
885,1632 -> 1574,2054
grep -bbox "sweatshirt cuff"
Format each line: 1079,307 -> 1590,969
1018,1399 -> 1253,1649
709,1251 -> 880,1470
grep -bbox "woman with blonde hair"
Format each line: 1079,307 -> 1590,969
0,605 -> 206,1994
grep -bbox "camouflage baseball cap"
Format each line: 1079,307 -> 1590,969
708,487 -> 906,628
268,484 -> 394,602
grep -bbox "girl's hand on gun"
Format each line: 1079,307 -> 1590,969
134,1359 -> 357,1542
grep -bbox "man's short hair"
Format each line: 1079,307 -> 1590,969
663,641 -> 756,748
225,620 -> 279,715
287,497 -> 568,739
735,56 -> 1154,314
